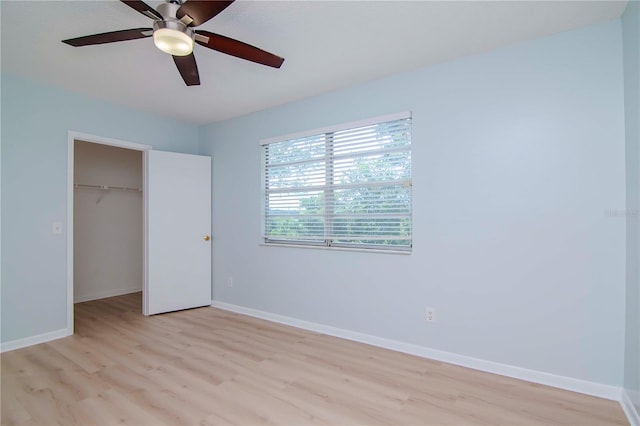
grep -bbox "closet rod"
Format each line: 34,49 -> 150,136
74,183 -> 142,192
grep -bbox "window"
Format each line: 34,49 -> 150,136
261,112 -> 412,251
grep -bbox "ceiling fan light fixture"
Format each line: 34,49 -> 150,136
153,21 -> 194,56
62,0 -> 285,87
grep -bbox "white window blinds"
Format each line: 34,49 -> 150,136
261,112 -> 412,251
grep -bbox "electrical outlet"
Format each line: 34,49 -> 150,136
426,308 -> 436,323
227,277 -> 234,288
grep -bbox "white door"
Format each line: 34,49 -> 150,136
144,150 -> 211,315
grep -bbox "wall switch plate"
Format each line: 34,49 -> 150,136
227,277 -> 234,288
53,222 -> 63,234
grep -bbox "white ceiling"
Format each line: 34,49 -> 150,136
1,0 -> 627,125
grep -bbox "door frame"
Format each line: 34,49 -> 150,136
66,131 -> 151,334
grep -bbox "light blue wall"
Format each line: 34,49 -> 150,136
622,0 -> 640,412
200,20 -> 627,386
1,74 -> 199,343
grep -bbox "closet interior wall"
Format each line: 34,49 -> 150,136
74,140 -> 143,303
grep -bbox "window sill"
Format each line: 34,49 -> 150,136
259,242 -> 412,255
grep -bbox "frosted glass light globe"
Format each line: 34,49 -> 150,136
153,28 -> 194,56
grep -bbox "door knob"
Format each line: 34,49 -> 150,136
203,235 -> 210,241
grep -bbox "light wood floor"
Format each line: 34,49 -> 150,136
1,292 -> 628,425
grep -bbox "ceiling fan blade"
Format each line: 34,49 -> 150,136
177,1 -> 234,27
62,28 -> 153,47
195,31 -> 284,68
173,53 -> 201,86
120,0 -> 163,20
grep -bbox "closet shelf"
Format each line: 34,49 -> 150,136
74,183 -> 142,192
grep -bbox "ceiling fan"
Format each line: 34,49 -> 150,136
62,0 -> 284,86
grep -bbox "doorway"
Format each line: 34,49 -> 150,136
73,140 -> 143,304
67,132 -> 151,333
66,131 -> 212,333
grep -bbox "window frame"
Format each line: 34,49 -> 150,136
260,111 -> 412,253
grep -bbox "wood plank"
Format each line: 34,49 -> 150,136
0,292 -> 629,425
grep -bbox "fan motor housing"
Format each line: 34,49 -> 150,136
154,1 -> 194,40
153,20 -> 195,39
156,2 -> 179,20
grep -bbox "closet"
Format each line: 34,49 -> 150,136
73,140 -> 143,303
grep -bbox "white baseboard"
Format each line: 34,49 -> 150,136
622,389 -> 640,426
210,300 -> 622,401
1,327 -> 72,353
74,286 -> 141,303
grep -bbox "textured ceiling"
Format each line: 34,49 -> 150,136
0,1 -> 628,125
